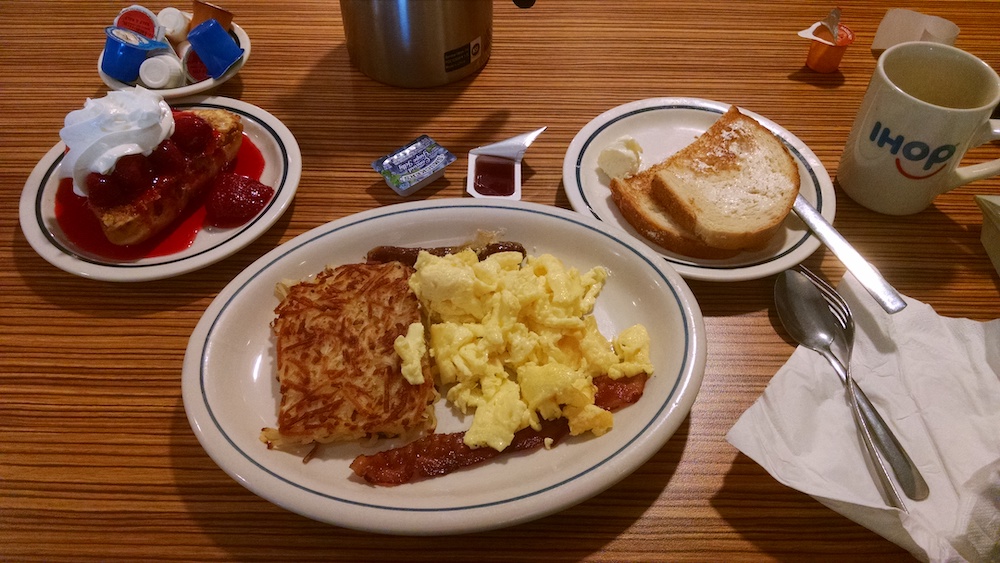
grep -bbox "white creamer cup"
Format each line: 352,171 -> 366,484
140,53 -> 185,89
837,41 -> 1000,215
157,7 -> 192,44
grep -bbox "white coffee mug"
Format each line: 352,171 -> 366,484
837,41 -> 1000,215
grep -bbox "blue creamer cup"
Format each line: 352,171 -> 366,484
101,26 -> 170,83
187,19 -> 245,79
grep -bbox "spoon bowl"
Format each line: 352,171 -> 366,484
774,270 -> 848,382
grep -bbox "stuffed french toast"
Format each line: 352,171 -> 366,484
59,87 -> 244,246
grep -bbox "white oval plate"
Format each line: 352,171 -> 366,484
562,97 -> 836,282
182,198 -> 707,536
98,20 -> 250,99
19,95 -> 301,282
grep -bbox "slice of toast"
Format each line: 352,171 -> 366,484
261,261 -> 437,450
90,109 -> 243,246
609,164 -> 739,259
649,106 -> 800,251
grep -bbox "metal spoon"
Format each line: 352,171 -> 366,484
774,269 -> 912,510
795,266 -> 929,503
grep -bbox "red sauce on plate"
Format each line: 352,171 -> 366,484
473,155 -> 516,197
54,134 -> 266,261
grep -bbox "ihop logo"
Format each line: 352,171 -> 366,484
868,121 -> 957,180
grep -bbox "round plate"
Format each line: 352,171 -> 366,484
182,198 -> 707,536
562,97 -> 836,282
19,95 -> 301,282
98,20 -> 250,99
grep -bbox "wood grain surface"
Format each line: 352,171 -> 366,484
2,1 -> 999,561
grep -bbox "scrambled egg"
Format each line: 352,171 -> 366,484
395,248 -> 652,452
394,322 -> 426,385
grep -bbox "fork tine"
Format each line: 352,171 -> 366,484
795,266 -> 852,330
795,266 -> 843,307
812,274 -> 854,332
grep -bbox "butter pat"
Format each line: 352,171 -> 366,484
598,135 -> 643,179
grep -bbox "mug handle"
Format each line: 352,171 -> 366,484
950,118 -> 1000,192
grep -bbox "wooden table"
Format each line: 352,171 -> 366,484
3,1 -> 998,560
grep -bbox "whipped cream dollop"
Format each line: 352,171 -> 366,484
59,87 -> 174,196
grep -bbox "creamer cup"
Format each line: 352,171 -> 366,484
101,26 -> 170,83
187,18 -> 244,79
140,54 -> 185,89
115,5 -> 164,41
805,23 -> 854,73
157,7 -> 192,44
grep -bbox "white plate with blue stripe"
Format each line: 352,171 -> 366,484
19,95 -> 300,282
562,97 -> 836,282
181,198 -> 706,535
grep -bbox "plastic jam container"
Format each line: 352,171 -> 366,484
466,153 -> 520,199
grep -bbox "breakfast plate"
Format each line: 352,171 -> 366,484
18,95 -> 300,282
98,20 -> 250,99
562,97 -> 836,282
182,198 -> 707,535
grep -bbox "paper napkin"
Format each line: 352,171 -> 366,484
871,9 -> 960,57
726,273 -> 1000,562
976,195 -> 1000,278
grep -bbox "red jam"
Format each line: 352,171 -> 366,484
54,133 -> 266,261
473,155 -> 516,197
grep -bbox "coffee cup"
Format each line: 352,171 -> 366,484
837,41 -> 1000,215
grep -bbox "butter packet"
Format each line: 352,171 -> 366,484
372,135 -> 456,197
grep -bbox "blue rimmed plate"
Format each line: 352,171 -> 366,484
562,97 -> 836,282
181,198 -> 706,535
18,95 -> 300,282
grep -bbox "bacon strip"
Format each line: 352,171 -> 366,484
348,419 -> 571,486
594,372 -> 648,411
349,373 -> 647,486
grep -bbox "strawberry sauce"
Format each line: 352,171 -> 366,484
54,134 -> 266,261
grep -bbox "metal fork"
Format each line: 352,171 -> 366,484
797,266 -> 854,344
796,266 -> 930,504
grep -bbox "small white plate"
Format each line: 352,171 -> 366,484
182,198 -> 707,535
562,97 -> 836,282
19,95 -> 301,282
98,21 -> 250,99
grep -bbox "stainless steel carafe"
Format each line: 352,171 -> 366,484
340,0 -> 535,88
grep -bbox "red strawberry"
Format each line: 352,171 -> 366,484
172,112 -> 214,155
149,139 -> 186,174
85,173 -> 126,207
111,153 -> 153,191
205,173 -> 275,228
